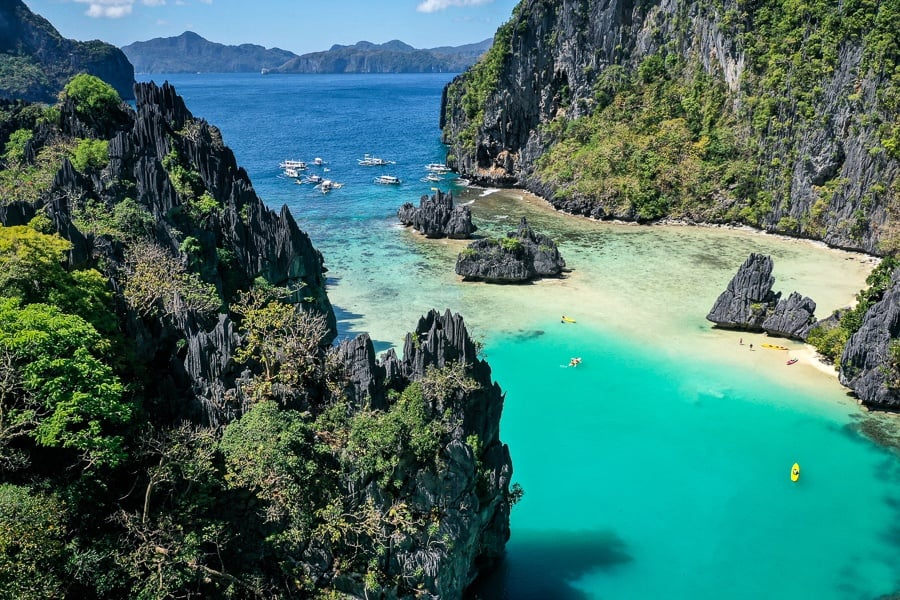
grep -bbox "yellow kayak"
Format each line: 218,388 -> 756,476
791,463 -> 800,482
561,316 -> 576,323
762,343 -> 789,350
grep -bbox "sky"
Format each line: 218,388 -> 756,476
23,0 -> 521,53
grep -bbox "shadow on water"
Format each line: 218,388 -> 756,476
332,304 -> 391,352
465,529 -> 632,600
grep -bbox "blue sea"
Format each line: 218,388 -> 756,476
140,73 -> 900,599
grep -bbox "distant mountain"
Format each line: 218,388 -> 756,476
121,32 -> 492,74
0,0 -> 134,102
121,31 -> 297,73
271,38 -> 493,74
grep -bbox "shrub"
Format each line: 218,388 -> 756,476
69,138 -> 109,172
61,74 -> 122,118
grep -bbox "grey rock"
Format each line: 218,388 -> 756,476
762,291 -> 818,340
334,309 -> 512,598
839,270 -> 900,409
440,0 -> 898,254
706,253 -> 780,330
456,217 -> 566,283
398,189 -> 476,239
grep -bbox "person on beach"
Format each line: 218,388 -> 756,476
740,337 -> 743,345
749,343 -> 754,350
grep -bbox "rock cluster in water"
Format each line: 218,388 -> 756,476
455,217 -> 566,283
398,189 -> 476,238
706,253 -> 817,340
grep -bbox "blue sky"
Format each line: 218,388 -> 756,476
23,0 -> 521,53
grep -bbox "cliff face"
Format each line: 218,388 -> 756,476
336,310 -> 512,598
442,0 -> 898,254
0,0 -> 134,102
840,270 -> 900,409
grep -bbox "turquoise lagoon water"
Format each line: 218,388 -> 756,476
143,73 -> 900,599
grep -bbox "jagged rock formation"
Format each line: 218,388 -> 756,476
441,0 -> 898,254
707,253 -> 817,340
335,309 -> 512,598
122,31 -> 298,74
0,0 -> 134,102
398,189 -> 476,239
840,271 -> 900,409
0,81 -> 334,424
706,253 -> 780,330
1,77 -> 513,597
762,292 -> 818,340
270,39 -> 492,74
455,217 -> 565,283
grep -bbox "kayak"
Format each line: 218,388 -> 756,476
791,463 -> 800,482
761,343 -> 789,350
561,316 -> 576,323
786,358 -> 798,365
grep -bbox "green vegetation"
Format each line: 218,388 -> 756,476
61,73 -> 122,119
69,138 -> 109,172
807,255 -> 899,364
444,15 -> 515,151
0,72 -> 513,599
123,240 -> 221,317
447,0 -> 899,237
0,484 -> 68,599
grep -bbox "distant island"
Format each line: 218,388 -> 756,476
122,32 -> 492,74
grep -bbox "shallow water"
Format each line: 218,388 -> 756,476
145,73 -> 900,599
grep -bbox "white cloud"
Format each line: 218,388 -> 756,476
143,0 -> 166,6
416,0 -> 493,13
77,0 -> 133,18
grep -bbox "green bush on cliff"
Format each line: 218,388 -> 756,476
61,74 -> 122,119
69,138 -> 109,172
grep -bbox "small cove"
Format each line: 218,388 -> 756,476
145,73 -> 900,598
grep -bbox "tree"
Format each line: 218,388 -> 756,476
0,298 -> 131,470
232,288 -> 330,402
0,484 -> 68,599
60,74 -> 122,117
123,240 -> 220,317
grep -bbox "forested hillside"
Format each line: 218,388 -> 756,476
0,74 -> 514,598
442,0 -> 899,255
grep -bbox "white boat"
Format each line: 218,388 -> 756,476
302,174 -> 323,184
420,174 -> 442,183
316,179 -> 344,193
313,157 -> 325,166
425,163 -> 451,173
359,153 -> 395,166
374,175 -> 401,185
283,167 -> 303,178
280,159 -> 308,170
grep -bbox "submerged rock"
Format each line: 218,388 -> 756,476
455,217 -> 566,283
398,189 -> 476,239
